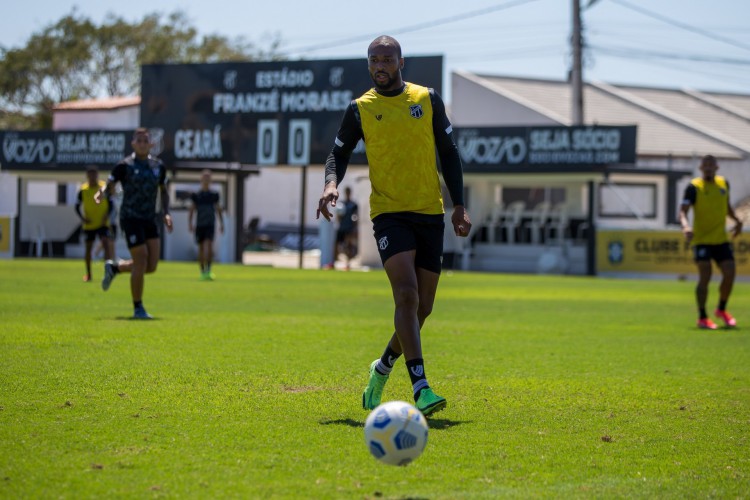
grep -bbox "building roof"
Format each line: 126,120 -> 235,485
460,72 -> 750,160
53,96 -> 141,111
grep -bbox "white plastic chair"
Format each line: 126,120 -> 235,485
486,203 -> 504,243
29,224 -> 52,257
525,201 -> 551,245
546,202 -> 570,246
501,201 -> 526,244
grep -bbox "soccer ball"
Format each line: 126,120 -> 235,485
364,401 -> 429,466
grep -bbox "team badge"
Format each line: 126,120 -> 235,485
409,104 -> 423,119
607,241 -> 624,264
378,236 -> 389,250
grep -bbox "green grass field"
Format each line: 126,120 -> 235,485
1,258 -> 748,499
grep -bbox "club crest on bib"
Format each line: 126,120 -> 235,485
409,104 -> 423,119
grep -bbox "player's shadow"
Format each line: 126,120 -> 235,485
318,417 -> 468,430
114,316 -> 163,321
424,418 -> 469,430
319,418 -> 363,428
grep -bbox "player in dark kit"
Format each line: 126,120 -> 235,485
97,128 -> 173,319
336,186 -> 359,270
188,169 -> 224,280
317,36 -> 471,417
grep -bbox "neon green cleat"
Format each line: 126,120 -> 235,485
416,387 -> 446,417
362,360 -> 389,410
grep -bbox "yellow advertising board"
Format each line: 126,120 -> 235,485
598,229 -> 750,275
0,217 -> 10,252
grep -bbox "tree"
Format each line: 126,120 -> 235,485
0,10 -> 282,129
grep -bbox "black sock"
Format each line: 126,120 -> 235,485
112,263 -> 120,274
377,344 -> 402,374
134,301 -> 143,310
699,308 -> 708,319
405,358 -> 428,400
718,300 -> 727,311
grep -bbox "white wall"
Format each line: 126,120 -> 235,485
53,107 -> 139,130
451,72 -> 561,126
243,165 -> 369,229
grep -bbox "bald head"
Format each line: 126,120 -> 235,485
368,36 -> 401,59
367,36 -> 404,91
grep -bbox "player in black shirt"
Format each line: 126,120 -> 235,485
188,169 -> 224,280
96,128 -> 173,319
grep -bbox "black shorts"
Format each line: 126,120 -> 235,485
121,218 -> 159,249
372,212 -> 444,274
195,225 -> 215,244
84,227 -> 110,243
693,243 -> 734,264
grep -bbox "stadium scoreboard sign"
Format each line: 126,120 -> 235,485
140,57 -> 443,166
0,130 -> 130,170
454,125 -> 637,172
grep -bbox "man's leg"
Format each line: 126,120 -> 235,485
383,252 -> 446,415
384,251 -> 421,359
120,244 -> 146,303
362,250 -> 418,411
695,260 -> 716,329
197,237 -> 206,273
84,239 -> 94,281
204,239 -> 214,276
715,259 -> 737,327
101,235 -> 112,261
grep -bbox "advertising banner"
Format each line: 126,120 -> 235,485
0,130 -> 130,171
598,229 -> 750,275
454,125 -> 637,173
140,57 -> 443,166
0,217 -> 10,253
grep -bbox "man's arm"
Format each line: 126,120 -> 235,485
95,164 -> 124,203
187,203 -> 195,232
215,201 -> 225,233
430,89 -> 471,237
726,182 -> 744,238
324,102 -> 363,187
74,190 -> 88,222
679,183 -> 696,243
319,102 -> 363,220
159,164 -> 173,232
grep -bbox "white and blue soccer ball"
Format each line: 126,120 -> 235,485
364,401 -> 429,466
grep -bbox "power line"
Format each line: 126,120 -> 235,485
608,0 -> 750,52
590,44 -> 750,66
281,0 -> 542,56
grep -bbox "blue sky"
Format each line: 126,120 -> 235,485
2,0 -> 749,101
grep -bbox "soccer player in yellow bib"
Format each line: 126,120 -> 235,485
75,166 -> 112,282
680,155 -> 743,329
317,36 -> 472,417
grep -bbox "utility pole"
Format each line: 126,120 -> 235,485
571,0 -> 584,125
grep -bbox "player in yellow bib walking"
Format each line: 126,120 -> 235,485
317,36 -> 471,416
75,166 -> 112,282
680,155 -> 743,329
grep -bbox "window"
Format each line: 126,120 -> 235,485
26,181 -> 57,206
502,187 -> 565,207
599,182 -> 656,218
